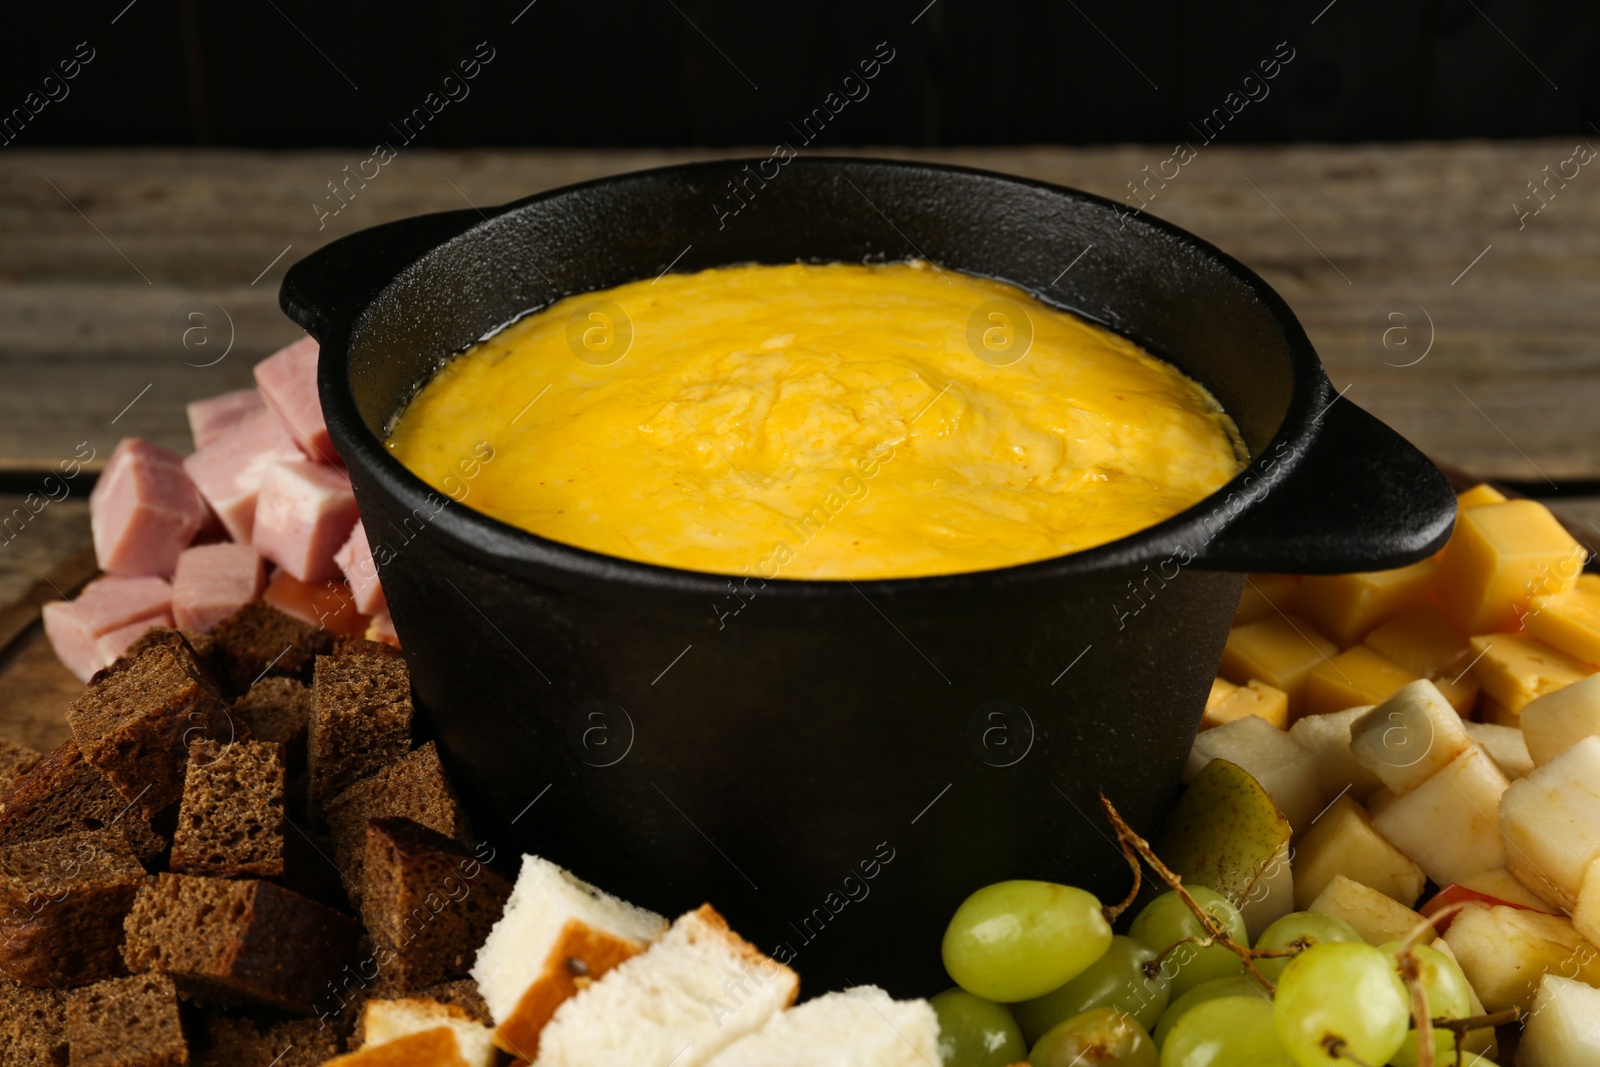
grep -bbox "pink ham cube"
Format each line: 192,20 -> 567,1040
254,336 -> 332,464
187,388 -> 266,450
367,610 -> 398,647
333,521 -> 386,616
183,409 -> 305,543
42,575 -> 173,683
252,460 -> 359,582
90,438 -> 207,578
171,543 -> 265,632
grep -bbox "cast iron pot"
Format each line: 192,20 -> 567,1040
282,157 -> 1455,995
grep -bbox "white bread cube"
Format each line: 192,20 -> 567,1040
535,904 -> 799,1067
1519,974 -> 1600,1067
1307,874 -> 1426,945
357,998 -> 496,1067
472,855 -> 667,1059
1186,715 -> 1321,832
1370,746 -> 1508,886
1499,735 -> 1600,910
1443,904 -> 1600,1013
704,986 -> 939,1067
1291,795 -> 1424,910
1348,681 -> 1471,794
1464,720 -> 1534,780
1521,673 -> 1600,766
1288,705 -> 1384,800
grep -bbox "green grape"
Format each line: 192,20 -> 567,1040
929,988 -> 1028,1067
1377,941 -> 1474,1067
1158,995 -> 1293,1067
1030,1007 -> 1158,1067
1272,943 -> 1410,1067
942,880 -> 1113,1002
1252,912 -> 1363,982
1014,935 -> 1171,1041
1152,976 -> 1269,1049
1129,888 -> 1248,998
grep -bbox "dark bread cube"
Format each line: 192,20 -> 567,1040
325,744 -> 467,906
0,741 -> 41,796
169,741 -> 286,878
359,818 -> 509,993
66,645 -> 230,818
307,655 -> 413,817
122,873 -> 361,1013
331,635 -> 403,661
193,1015 -> 341,1067
229,678 -> 312,775
0,829 -> 144,988
0,741 -> 166,863
94,627 -> 228,701
210,603 -> 334,695
0,981 -> 68,1066
65,972 -> 187,1067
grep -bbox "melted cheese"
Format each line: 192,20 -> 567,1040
386,262 -> 1246,579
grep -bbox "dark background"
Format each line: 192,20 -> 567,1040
3,0 -> 1596,148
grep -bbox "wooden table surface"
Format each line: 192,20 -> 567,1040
2,141 -> 1598,631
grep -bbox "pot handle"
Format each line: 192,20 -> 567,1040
280,208 -> 488,342
1190,398 -> 1457,574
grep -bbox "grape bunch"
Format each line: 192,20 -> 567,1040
933,879 -> 1494,1067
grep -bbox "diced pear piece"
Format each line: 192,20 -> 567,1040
1365,785 -> 1401,818
1499,735 -> 1600,910
1434,499 -> 1586,634
1184,716 -> 1321,833
1521,673 -> 1600,766
1233,573 -> 1299,626
1363,604 -> 1480,714
1302,645 -> 1417,718
1288,705 -> 1384,801
1519,974 -> 1600,1067
1463,720 -> 1533,779
1469,632 -> 1590,715
1370,746 -> 1508,886
1218,615 -> 1338,719
1348,680 -> 1472,793
1443,904 -> 1600,1013
1308,874 -> 1426,945
1291,795 -> 1424,910
1155,758 -> 1292,924
1571,854 -> 1600,948
1295,559 -> 1436,646
1456,867 -> 1559,913
1428,938 -> 1498,1061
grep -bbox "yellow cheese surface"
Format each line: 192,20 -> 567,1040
1219,614 -> 1339,716
386,262 -> 1246,579
1526,583 -> 1600,666
1469,633 -> 1592,714
1233,573 -> 1300,626
1303,645 -> 1418,718
1202,677 -> 1290,730
1362,604 -> 1480,713
1434,500 -> 1586,634
1296,559 -> 1437,646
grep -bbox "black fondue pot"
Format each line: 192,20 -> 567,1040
281,158 -> 1456,995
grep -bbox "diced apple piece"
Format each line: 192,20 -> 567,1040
1519,974 -> 1600,1067
1219,614 -> 1338,720
1291,795 -> 1424,910
1456,483 -> 1508,510
1434,499 -> 1587,634
1233,574 -> 1299,626
1469,632 -> 1591,715
1526,581 -> 1600,667
1348,680 -> 1472,793
1295,560 -> 1436,646
1464,721 -> 1533,779
1443,905 -> 1600,1013
1201,678 -> 1288,730
1566,854 -> 1600,947
1184,715 -> 1322,833
1370,746 -> 1508,886
1303,645 -> 1417,718
1308,874 -> 1426,945
1521,673 -> 1600,766
1363,604 -> 1479,714
1289,705 -> 1384,801
1500,735 -> 1600,910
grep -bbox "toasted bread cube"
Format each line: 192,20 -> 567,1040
1521,673 -> 1600,766
1292,795 -> 1424,910
1185,715 -> 1322,833
1434,500 -> 1586,634
1370,746 -> 1508,886
1499,735 -> 1600,909
1295,560 -> 1437,646
1308,875 -> 1426,945
1289,705 -> 1384,800
1526,582 -> 1600,666
1348,681 -> 1472,794
1219,615 -> 1338,719
1469,632 -> 1590,715
1233,574 -> 1299,626
1443,904 -> 1600,1013
1362,604 -> 1479,713
1201,678 -> 1288,730
1304,647 -> 1418,720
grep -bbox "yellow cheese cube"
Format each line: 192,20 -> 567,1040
1362,604 -> 1480,714
1233,573 -> 1300,626
1302,645 -> 1417,718
1296,560 -> 1438,646
1525,583 -> 1600,667
1219,615 -> 1338,717
1469,633 -> 1592,714
1434,500 -> 1586,635
1580,573 -> 1600,596
1205,676 -> 1239,713
1202,678 -> 1290,730
1457,483 -> 1508,509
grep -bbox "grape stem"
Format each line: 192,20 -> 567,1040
1102,833 -> 1144,925
1322,1036 -> 1376,1066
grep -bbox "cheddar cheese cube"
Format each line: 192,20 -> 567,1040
1219,615 -> 1338,717
1457,483 -> 1508,509
1469,632 -> 1592,715
1296,560 -> 1437,646
1525,583 -> 1600,667
1202,678 -> 1290,730
1233,573 -> 1300,626
1362,604 -> 1479,714
1303,645 -> 1417,718
1434,500 -> 1586,635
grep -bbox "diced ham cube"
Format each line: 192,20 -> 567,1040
171,543 -> 266,632
252,461 -> 359,583
187,389 -> 266,450
254,336 -> 332,464
183,410 -> 306,542
332,521 -> 386,616
261,571 -> 367,636
42,575 -> 173,683
90,438 -> 207,578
